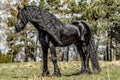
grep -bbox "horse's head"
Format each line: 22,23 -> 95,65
15,6 -> 28,32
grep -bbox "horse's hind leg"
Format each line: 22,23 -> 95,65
41,45 -> 50,76
76,44 -> 91,74
76,44 -> 86,74
84,45 -> 92,74
49,42 -> 61,77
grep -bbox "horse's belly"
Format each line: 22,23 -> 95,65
56,34 -> 78,47
52,26 -> 80,47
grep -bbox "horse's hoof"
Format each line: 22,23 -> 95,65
80,70 -> 92,74
54,72 -> 61,77
87,71 -> 92,74
74,72 -> 81,75
93,69 -> 101,74
42,71 -> 50,76
80,70 -> 84,74
96,68 -> 101,74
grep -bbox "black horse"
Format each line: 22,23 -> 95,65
15,6 -> 101,76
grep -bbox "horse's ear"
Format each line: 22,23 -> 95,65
24,5 -> 26,7
18,6 -> 21,10
23,5 -> 27,9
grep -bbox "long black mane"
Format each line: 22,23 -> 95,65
22,6 -> 64,28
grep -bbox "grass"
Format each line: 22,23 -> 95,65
0,61 -> 120,80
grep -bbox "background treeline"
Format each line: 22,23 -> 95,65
0,0 -> 120,63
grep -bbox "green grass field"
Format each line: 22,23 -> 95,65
0,61 -> 120,80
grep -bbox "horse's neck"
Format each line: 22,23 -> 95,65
40,9 -> 65,28
43,16 -> 64,29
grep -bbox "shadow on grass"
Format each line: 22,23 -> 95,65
63,71 -> 93,77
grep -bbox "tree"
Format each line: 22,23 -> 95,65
79,0 -> 120,61
6,0 -> 39,62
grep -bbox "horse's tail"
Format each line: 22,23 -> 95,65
79,21 -> 101,73
89,34 -> 101,73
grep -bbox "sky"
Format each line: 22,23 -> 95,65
0,0 -> 20,53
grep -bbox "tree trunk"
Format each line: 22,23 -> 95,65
12,52 -> 16,62
66,47 -> 69,62
24,46 -> 28,62
109,27 -> 113,61
24,34 -> 28,62
109,35 -> 112,61
114,41 -> 117,60
106,41 -> 109,61
61,52 -> 64,61
61,47 -> 69,62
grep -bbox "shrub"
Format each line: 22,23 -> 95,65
0,53 -> 12,63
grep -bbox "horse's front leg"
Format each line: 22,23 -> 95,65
49,42 -> 61,77
41,45 -> 49,76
